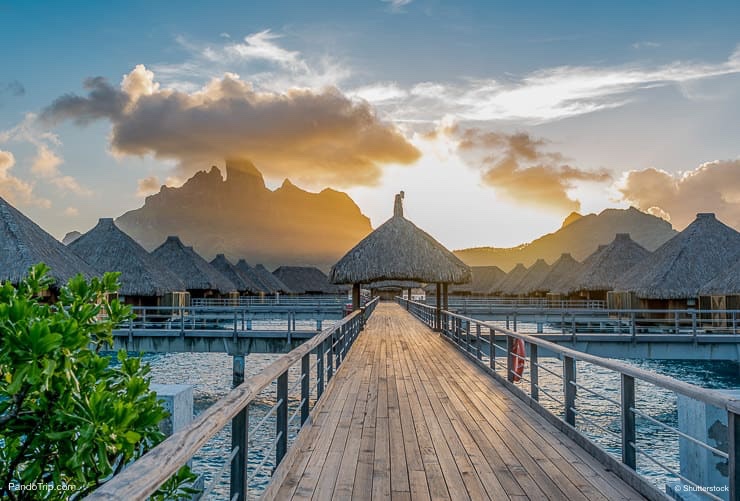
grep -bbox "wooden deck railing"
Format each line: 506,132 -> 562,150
86,297 -> 379,501
399,297 -> 740,500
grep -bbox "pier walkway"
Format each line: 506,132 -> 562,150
266,302 -> 644,500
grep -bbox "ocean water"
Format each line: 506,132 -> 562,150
136,323 -> 738,500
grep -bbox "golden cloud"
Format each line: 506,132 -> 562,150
620,160 -> 740,229
42,65 -> 420,188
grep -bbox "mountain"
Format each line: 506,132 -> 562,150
115,160 -> 372,269
454,207 -> 676,271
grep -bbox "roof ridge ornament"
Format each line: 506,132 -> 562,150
394,191 -> 405,218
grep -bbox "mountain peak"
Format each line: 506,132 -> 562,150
561,211 -> 582,228
225,159 -> 265,188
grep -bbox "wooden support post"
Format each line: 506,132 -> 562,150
621,374 -> 636,469
230,355 -> 248,500
564,356 -> 576,426
489,327 -> 496,371
301,353 -> 310,425
435,283 -> 441,331
326,336 -> 333,382
476,323 -> 481,360
276,371 -> 288,466
352,283 -> 361,311
442,283 -> 449,310
530,344 -> 539,401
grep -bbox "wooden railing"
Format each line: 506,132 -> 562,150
86,297 -> 379,501
399,297 -> 740,500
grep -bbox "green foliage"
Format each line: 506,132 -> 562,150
0,264 -> 198,500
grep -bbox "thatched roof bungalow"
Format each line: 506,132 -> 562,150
0,196 -> 96,289
210,254 -> 263,295
330,192 -> 470,315
512,259 -> 551,296
273,266 -> 339,294
490,263 -> 528,295
68,218 -> 186,305
536,253 -> 582,295
565,234 -> 650,300
254,264 -> 291,294
700,257 -> 740,296
234,260 -> 270,294
614,213 -> 740,309
447,266 -> 506,296
151,236 -> 236,297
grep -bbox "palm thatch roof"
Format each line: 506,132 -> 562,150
449,266 -> 507,294
582,244 -> 608,268
234,260 -> 270,294
330,193 -> 471,285
69,218 -> 185,296
491,263 -> 528,295
513,259 -> 552,295
700,256 -> 740,295
615,213 -> 740,299
151,236 -> 236,293
253,264 -> 292,294
210,254 -> 263,294
0,196 -> 97,286
563,234 -> 650,294
536,253 -> 582,294
273,266 -> 340,294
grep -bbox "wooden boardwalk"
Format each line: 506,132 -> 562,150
266,302 -> 645,500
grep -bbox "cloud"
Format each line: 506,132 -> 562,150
0,149 -> 50,208
438,125 -> 611,213
362,45 -> 740,124
632,41 -> 661,49
0,80 -> 25,99
136,175 -> 161,197
1,113 -> 91,195
63,207 -> 79,216
382,0 -> 413,12
620,160 -> 740,230
41,66 -> 420,188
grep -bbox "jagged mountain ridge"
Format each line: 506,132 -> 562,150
455,207 -> 677,272
115,160 -> 372,269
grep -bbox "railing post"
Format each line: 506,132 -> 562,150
563,356 -> 576,426
506,336 -> 514,382
230,355 -> 248,500
630,311 -> 636,340
301,353 -> 310,425
316,344 -> 325,398
730,406 -> 739,501
276,371 -> 288,466
530,344 -> 539,401
621,374 -> 636,469
489,327 -> 496,371
326,336 -> 333,382
476,323 -> 482,360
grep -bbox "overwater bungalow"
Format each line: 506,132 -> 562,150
512,258 -> 551,297
210,254 -> 263,295
151,236 -> 237,298
561,233 -> 650,307
254,264 -> 292,294
490,263 -> 528,296
68,218 -> 187,307
698,257 -> 740,328
614,213 -> 740,312
537,253 -> 582,300
448,266 -> 507,296
0,196 -> 97,297
272,266 -> 340,295
370,280 -> 424,301
234,259 -> 270,295
330,192 -> 470,311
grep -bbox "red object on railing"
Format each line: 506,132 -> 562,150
510,338 -> 526,382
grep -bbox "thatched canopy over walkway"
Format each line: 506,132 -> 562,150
330,193 -> 470,322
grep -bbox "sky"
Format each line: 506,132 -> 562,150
1,0 -> 740,249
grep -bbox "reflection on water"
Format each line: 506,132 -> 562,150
133,327 -> 738,500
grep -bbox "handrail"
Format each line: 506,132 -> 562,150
398,296 -> 739,499
87,296 -> 379,500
